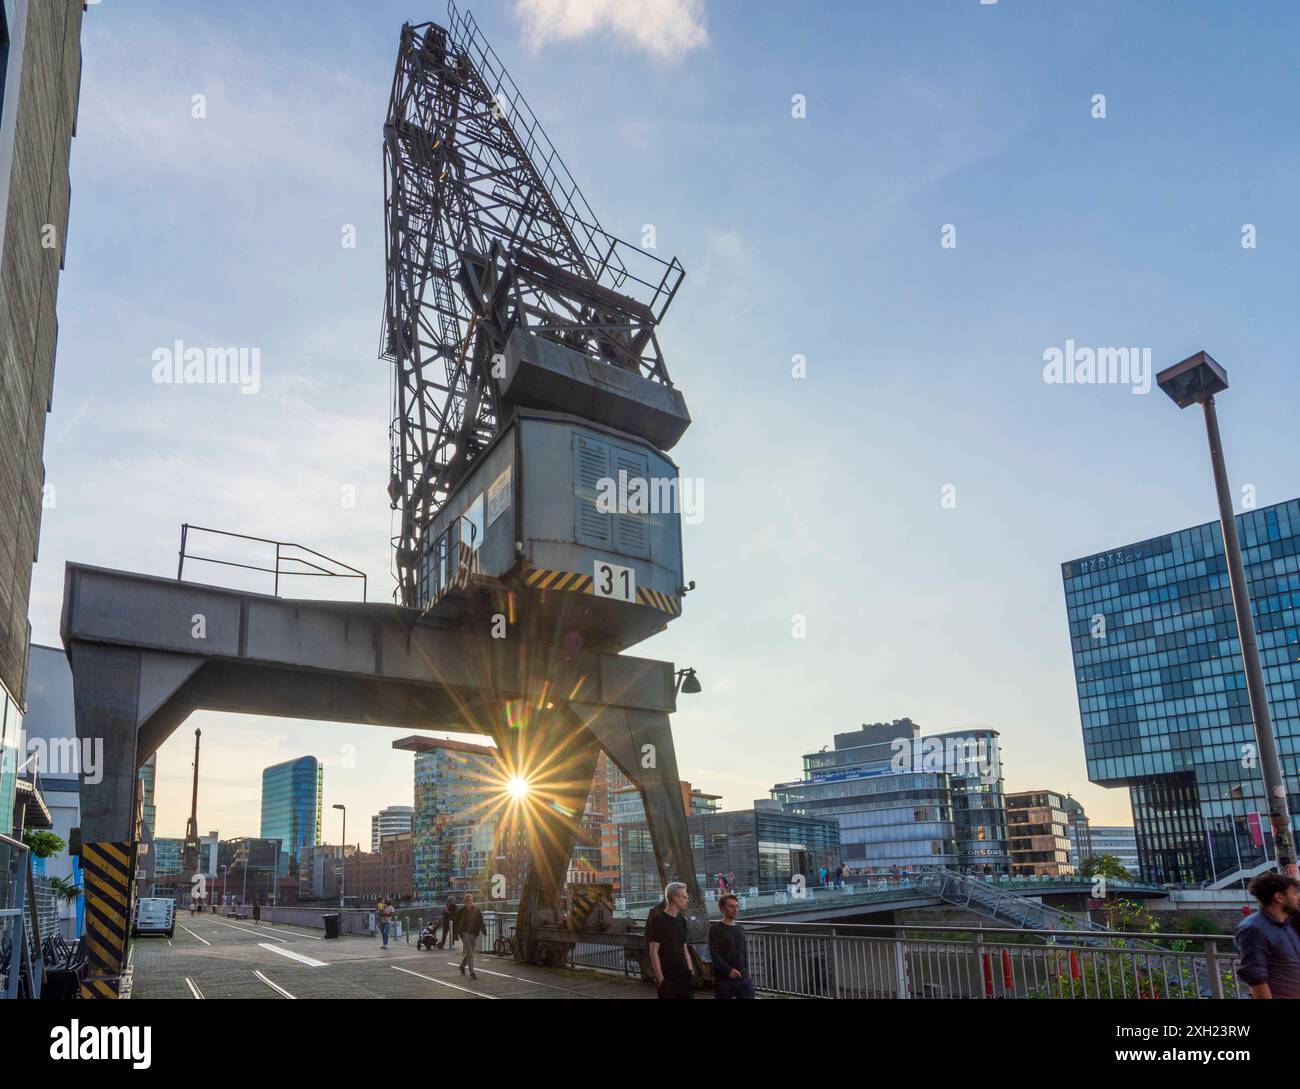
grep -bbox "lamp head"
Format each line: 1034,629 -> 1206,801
1156,351 -> 1228,408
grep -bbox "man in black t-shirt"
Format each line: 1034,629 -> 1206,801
647,881 -> 694,999
708,893 -> 754,999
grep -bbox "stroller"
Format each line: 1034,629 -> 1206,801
416,921 -> 441,951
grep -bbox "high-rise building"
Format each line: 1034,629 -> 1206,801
260,756 -> 323,874
771,719 -> 1010,875
1062,498 -> 1300,885
394,735 -> 526,902
137,753 -> 157,835
371,804 -> 413,852
0,0 -> 84,828
1006,790 -> 1074,876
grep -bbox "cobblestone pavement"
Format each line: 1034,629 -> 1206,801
129,917 -> 654,999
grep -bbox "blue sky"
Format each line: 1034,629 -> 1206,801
31,0 -> 1300,838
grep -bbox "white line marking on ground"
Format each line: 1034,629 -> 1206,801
443,959 -> 592,996
184,977 -> 205,999
178,924 -> 210,946
254,970 -> 296,998
250,923 -> 323,940
213,920 -> 290,941
258,942 -> 329,967
391,964 -> 497,998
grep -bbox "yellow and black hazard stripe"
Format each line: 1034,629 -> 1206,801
569,883 -> 615,925
523,568 -> 681,617
80,976 -> 123,999
636,586 -> 681,617
524,568 -> 593,593
81,840 -> 134,992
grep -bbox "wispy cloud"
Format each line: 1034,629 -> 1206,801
513,0 -> 707,61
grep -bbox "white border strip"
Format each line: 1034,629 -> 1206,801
178,923 -> 210,946
391,964 -> 497,998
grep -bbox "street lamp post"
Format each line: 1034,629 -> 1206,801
1156,351 -> 1296,877
333,803 -> 347,909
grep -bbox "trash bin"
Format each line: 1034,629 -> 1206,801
322,913 -> 341,939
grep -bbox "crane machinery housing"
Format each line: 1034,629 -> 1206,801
382,4 -> 692,653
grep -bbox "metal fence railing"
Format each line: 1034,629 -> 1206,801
726,922 -> 1244,1000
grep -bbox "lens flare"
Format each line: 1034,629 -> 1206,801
507,776 -> 530,800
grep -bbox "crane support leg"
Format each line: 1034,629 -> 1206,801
495,707 -> 603,964
69,643 -> 200,996
574,704 -> 708,941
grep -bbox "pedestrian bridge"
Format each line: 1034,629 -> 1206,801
617,871 -> 1170,929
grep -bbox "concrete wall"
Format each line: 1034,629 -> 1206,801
0,0 -> 82,708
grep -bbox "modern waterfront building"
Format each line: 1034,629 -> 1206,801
1088,826 -> 1140,876
394,735 -> 527,902
0,0 -> 84,829
610,781 -> 719,825
260,756 -> 323,875
1062,498 -> 1300,884
370,804 -> 414,852
618,803 -> 842,900
771,719 -> 1010,875
1006,790 -> 1074,876
154,836 -> 182,878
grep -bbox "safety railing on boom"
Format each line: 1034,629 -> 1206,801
176,524 -> 368,602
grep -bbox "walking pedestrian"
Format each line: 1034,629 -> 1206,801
1236,872 -> 1300,998
647,881 -> 694,999
457,893 -> 484,980
379,897 -> 395,949
438,894 -> 456,949
709,893 -> 755,999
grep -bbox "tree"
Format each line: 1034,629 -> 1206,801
21,828 -> 65,859
1080,853 -> 1132,882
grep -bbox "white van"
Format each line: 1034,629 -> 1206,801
132,897 -> 175,938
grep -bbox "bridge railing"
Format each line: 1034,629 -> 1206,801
735,922 -> 1244,999
469,915 -> 1244,999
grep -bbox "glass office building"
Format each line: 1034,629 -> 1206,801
1089,826 -> 1140,875
260,756 -> 323,875
618,806 -> 841,900
770,719 -> 1011,875
1062,498 -> 1300,885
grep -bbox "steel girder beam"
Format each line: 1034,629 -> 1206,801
60,563 -> 698,989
